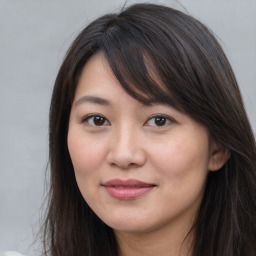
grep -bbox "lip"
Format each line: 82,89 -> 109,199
102,179 -> 156,200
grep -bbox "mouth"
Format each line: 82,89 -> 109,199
102,179 -> 156,200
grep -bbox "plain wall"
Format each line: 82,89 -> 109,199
0,0 -> 255,255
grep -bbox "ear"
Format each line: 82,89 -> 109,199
208,142 -> 230,171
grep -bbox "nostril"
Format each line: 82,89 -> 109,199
109,160 -> 139,169
106,149 -> 146,169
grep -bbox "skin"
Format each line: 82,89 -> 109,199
68,52 -> 229,256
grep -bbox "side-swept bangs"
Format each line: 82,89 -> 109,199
96,4 -> 245,143
58,3 -> 251,155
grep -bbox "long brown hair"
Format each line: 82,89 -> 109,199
43,3 -> 256,255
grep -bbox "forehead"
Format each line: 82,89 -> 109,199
75,52 -> 123,97
72,53 -> 194,126
74,52 -> 149,113
75,50 -> 182,112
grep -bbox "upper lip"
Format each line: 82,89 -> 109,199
103,179 -> 155,187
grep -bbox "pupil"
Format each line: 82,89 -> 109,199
94,116 -> 104,126
155,117 -> 166,126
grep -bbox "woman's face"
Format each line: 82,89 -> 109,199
68,52 -> 219,236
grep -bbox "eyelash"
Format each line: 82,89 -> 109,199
81,114 -> 110,127
81,114 -> 174,128
145,115 -> 173,127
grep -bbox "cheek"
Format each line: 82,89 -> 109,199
67,131 -> 109,206
67,131 -> 106,178
150,137 -> 210,214
149,134 -> 210,180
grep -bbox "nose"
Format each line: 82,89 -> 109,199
106,125 -> 146,169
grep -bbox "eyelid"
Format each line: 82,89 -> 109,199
79,113 -> 174,127
144,114 -> 175,127
81,113 -> 110,126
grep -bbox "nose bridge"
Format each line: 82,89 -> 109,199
107,121 -> 145,168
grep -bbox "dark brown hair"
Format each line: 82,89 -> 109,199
43,3 -> 256,255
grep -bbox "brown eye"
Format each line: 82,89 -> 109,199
93,116 -> 105,126
146,115 -> 172,127
84,115 -> 109,126
154,117 -> 167,126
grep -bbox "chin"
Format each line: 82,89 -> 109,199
104,217 -> 154,234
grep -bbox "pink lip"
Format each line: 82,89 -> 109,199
102,179 -> 155,200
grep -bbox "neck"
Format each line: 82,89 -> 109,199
115,222 -> 193,256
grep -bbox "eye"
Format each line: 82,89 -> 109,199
82,115 -> 110,127
145,115 -> 172,127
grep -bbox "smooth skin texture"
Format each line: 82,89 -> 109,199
68,52 -> 229,256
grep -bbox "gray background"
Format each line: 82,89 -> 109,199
0,0 -> 255,255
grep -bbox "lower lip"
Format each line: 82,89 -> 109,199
104,186 -> 155,200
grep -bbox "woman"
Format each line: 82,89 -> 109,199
43,3 -> 256,256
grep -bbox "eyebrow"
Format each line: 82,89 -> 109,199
74,95 -> 111,107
